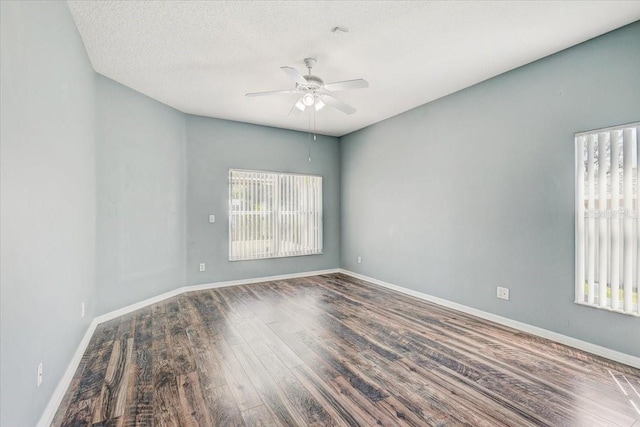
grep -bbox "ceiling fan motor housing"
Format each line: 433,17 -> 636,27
300,58 -> 323,91
301,74 -> 324,91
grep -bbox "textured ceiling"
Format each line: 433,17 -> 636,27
67,1 -> 640,137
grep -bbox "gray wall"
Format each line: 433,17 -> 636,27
340,22 -> 640,357
96,75 -> 187,315
186,115 -> 340,285
95,86 -> 341,312
0,2 -> 97,426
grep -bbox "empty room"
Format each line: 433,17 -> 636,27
1,1 -> 640,426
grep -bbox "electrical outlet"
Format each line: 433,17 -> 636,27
497,286 -> 510,300
357,256 -> 362,264
209,214 -> 215,223
81,301 -> 85,318
199,263 -> 206,272
37,362 -> 43,388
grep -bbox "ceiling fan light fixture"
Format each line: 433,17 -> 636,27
315,98 -> 325,111
295,99 -> 306,111
302,92 -> 315,107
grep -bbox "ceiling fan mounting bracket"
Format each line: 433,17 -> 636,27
303,57 -> 317,70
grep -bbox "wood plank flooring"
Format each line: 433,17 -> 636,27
52,273 -> 640,426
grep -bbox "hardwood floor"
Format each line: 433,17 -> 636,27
52,273 -> 640,426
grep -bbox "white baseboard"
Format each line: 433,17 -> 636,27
38,268 -> 340,426
94,268 -> 340,324
37,318 -> 99,427
338,269 -> 640,369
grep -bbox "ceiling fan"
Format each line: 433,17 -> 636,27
246,58 -> 368,115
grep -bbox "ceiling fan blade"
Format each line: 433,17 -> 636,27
323,79 -> 369,92
281,66 -> 308,86
319,94 -> 356,115
246,89 -> 295,97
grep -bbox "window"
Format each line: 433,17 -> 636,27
575,122 -> 639,316
229,169 -> 322,261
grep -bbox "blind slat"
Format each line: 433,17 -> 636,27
611,131 -> 621,310
598,132 -> 608,308
623,128 -> 635,312
637,126 -> 640,315
587,134 -> 596,305
576,136 -> 586,304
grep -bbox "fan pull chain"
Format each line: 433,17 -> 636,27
308,110 -> 312,162
309,107 -> 317,162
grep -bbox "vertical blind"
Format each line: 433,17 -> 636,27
229,169 -> 322,261
575,122 -> 640,316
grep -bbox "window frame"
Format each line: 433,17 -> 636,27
574,122 -> 640,316
228,168 -> 323,262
